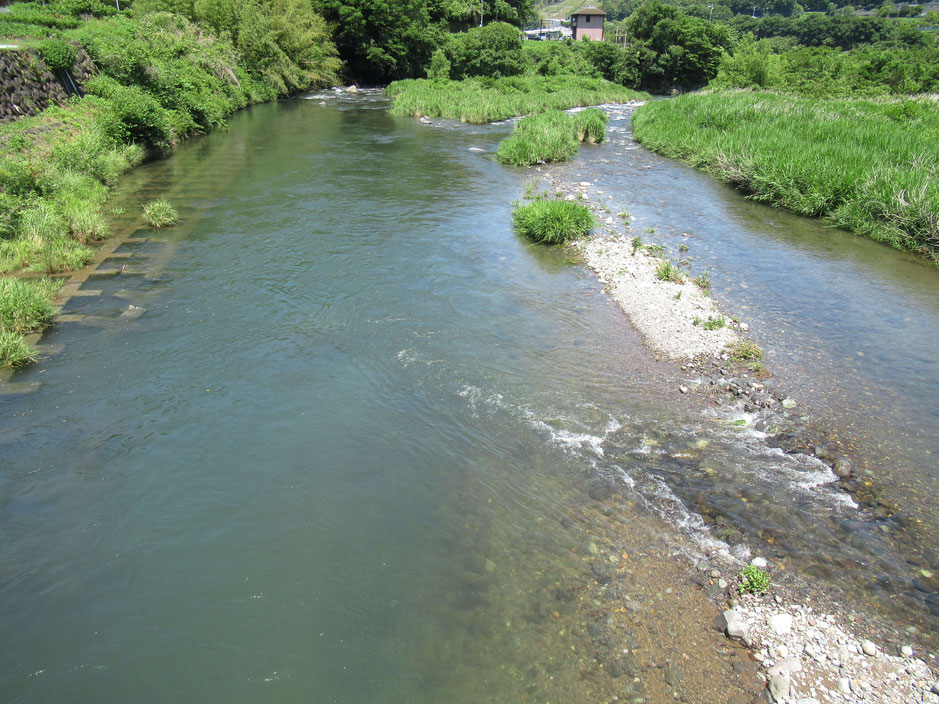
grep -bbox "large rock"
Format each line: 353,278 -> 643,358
768,656 -> 802,678
768,672 -> 790,702
720,609 -> 748,640
768,613 -> 793,635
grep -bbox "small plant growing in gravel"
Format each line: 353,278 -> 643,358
644,243 -> 665,256
739,565 -> 770,595
645,226 -> 656,235
523,180 -> 539,199
702,316 -> 725,330
674,291 -> 682,300
656,259 -> 683,283
729,339 -> 763,361
694,270 -> 711,290
617,211 -> 630,219
142,200 -> 178,228
678,243 -> 689,252
631,236 -> 643,255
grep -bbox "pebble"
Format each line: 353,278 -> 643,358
860,639 -> 877,656
768,613 -> 792,635
750,557 -> 768,569
900,645 -> 913,658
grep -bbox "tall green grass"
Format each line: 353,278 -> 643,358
633,91 -> 939,262
387,76 -> 647,124
0,277 -> 62,368
496,108 -> 609,166
512,199 -> 596,244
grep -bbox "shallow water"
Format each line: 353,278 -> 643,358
0,93 -> 936,701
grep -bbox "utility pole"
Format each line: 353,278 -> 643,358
708,3 -> 714,21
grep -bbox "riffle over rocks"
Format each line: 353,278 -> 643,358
0,44 -> 96,122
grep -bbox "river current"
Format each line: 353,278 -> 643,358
0,91 -> 936,701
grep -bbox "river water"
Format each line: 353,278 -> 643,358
0,92 -> 936,701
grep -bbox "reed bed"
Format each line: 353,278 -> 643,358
387,76 -> 646,124
632,91 -> 939,262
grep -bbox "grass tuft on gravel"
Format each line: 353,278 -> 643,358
512,199 -> 595,245
496,108 -> 609,167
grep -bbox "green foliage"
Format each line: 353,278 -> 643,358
739,565 -> 770,594
694,315 -> 725,329
631,235 -> 642,254
729,339 -> 764,361
0,330 -> 37,368
142,199 -> 179,228
427,48 -> 451,80
694,269 -> 711,289
655,258 -> 683,282
571,107 -> 607,143
0,278 -> 60,335
446,22 -> 526,79
387,75 -> 647,124
512,199 -> 595,244
712,43 -> 939,96
626,1 -> 736,91
728,13 -> 930,50
37,39 -> 78,72
633,92 -> 939,262
496,110 -> 580,166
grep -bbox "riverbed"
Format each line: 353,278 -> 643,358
0,91 -> 936,701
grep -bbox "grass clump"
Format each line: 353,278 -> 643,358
142,199 -> 178,228
512,199 -> 595,245
655,259 -> 684,283
0,331 -> 36,368
632,91 -> 939,263
497,111 -> 579,167
0,278 -> 61,334
0,277 -> 62,368
572,108 -> 607,144
729,339 -> 764,361
738,565 -> 770,595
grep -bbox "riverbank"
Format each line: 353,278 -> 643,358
631,91 -> 939,265
0,3 -> 340,367
529,165 -> 939,700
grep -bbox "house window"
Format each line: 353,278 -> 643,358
585,15 -> 590,23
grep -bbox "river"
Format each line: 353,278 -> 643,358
0,91 -> 936,701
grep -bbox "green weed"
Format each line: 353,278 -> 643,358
729,339 -> 764,361
656,259 -> 684,283
0,330 -> 36,368
739,565 -> 770,595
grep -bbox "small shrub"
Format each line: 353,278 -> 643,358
739,565 -> 770,594
512,199 -> 595,245
631,235 -> 643,254
695,270 -> 711,290
644,243 -> 664,256
142,199 -> 178,228
678,243 -> 689,252
37,40 -> 78,72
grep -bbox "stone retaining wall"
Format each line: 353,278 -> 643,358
0,45 -> 96,122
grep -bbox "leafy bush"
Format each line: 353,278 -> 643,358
37,40 -> 78,72
729,339 -> 764,361
447,22 -> 526,79
512,199 -> 595,244
739,565 -> 770,594
655,259 -> 683,282
142,199 -> 178,227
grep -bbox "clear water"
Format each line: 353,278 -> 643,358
1,93 -> 936,701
